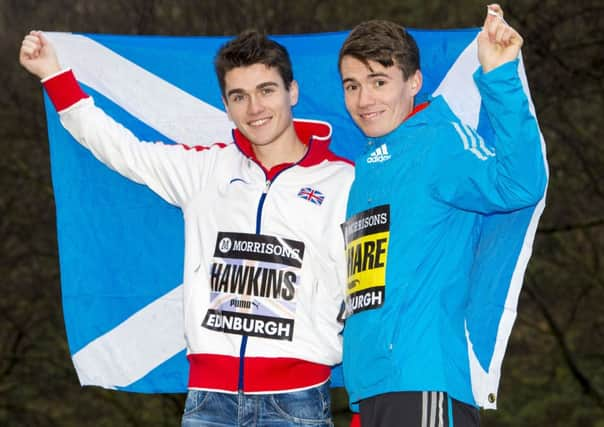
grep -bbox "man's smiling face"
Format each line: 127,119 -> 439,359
223,63 -> 297,147
340,55 -> 421,138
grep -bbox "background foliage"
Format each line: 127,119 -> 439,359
1,0 -> 603,425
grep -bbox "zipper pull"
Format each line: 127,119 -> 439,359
263,180 -> 271,194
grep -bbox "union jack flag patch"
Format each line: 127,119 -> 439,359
297,187 -> 325,205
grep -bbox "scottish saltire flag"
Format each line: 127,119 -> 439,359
43,29 -> 547,406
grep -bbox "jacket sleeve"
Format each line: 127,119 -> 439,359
431,59 -> 548,213
43,69 -> 220,207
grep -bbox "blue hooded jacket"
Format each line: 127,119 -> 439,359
342,59 -> 547,408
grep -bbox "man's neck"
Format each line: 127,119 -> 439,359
253,126 -> 307,170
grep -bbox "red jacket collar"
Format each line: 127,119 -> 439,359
232,119 -> 351,179
405,101 -> 430,121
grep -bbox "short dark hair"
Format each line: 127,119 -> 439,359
214,30 -> 294,97
338,20 -> 420,80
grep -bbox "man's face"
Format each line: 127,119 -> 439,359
340,55 -> 422,138
223,64 -> 298,147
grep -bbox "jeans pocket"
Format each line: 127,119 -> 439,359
183,390 -> 211,416
269,382 -> 332,425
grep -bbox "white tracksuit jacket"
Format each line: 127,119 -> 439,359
43,69 -> 354,393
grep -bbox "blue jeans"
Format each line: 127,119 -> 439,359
181,381 -> 332,427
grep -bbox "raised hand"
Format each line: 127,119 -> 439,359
477,4 -> 523,73
19,31 -> 62,79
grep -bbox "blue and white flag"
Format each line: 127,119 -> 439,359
43,29 -> 547,407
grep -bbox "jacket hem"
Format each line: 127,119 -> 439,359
188,353 -> 331,393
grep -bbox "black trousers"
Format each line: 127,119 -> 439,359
359,391 -> 480,427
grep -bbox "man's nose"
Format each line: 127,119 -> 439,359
247,95 -> 265,115
358,87 -> 375,107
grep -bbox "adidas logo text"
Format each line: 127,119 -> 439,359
366,143 -> 392,163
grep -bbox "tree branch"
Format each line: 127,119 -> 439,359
524,277 -> 604,408
538,218 -> 604,234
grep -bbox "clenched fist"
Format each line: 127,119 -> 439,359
19,30 -> 62,79
478,4 -> 524,73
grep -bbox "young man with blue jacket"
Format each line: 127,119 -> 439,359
339,5 -> 547,426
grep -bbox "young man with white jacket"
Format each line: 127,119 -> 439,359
20,30 -> 353,427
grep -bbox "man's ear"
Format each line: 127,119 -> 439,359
289,80 -> 299,107
410,70 -> 423,96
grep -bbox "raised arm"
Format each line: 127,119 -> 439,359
433,5 -> 547,213
19,31 -> 217,207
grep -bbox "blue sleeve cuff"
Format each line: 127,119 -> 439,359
473,58 -> 520,84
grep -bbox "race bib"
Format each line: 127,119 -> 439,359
202,232 -> 304,341
342,205 -> 390,315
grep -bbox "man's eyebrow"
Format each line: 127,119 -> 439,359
367,72 -> 390,79
342,73 -> 391,84
226,82 -> 279,98
226,88 -> 245,98
257,81 -> 279,90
